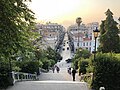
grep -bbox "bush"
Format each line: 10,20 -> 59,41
41,58 -> 51,71
91,53 -> 120,90
0,60 -> 13,88
19,61 -> 39,74
78,58 -> 89,75
72,48 -> 91,70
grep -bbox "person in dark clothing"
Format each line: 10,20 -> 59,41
67,67 -> 71,74
56,66 -> 60,73
72,68 -> 77,81
52,66 -> 55,73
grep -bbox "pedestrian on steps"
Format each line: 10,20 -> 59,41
52,66 -> 55,73
56,66 -> 60,73
72,68 -> 77,81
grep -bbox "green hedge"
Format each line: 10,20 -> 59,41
78,58 -> 89,75
91,53 -> 120,90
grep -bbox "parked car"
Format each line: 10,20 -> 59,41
66,59 -> 72,63
67,47 -> 69,50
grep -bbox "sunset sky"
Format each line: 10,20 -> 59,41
29,0 -> 120,28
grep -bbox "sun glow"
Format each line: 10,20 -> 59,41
29,0 -> 86,22
29,0 -> 120,27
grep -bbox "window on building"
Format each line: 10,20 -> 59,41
83,43 -> 85,46
89,42 -> 91,46
86,42 -> 88,46
89,47 -> 91,51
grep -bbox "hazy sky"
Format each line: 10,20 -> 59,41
29,0 -> 120,28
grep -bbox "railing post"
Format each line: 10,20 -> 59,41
8,71 -> 38,84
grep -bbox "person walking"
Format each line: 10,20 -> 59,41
56,66 -> 60,73
52,66 -> 55,73
67,67 -> 71,74
72,68 -> 77,81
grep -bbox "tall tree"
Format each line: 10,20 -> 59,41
0,0 -> 36,87
0,0 -> 35,59
99,9 -> 120,53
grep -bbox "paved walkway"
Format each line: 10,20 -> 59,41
7,68 -> 88,90
7,81 -> 88,90
38,68 -> 80,81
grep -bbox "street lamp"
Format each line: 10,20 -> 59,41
93,27 -> 100,60
76,17 -> 82,50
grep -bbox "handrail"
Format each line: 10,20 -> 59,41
10,71 -> 37,85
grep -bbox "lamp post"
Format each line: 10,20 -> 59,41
93,27 -> 100,61
76,17 -> 82,50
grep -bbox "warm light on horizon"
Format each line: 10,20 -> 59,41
29,0 -> 120,28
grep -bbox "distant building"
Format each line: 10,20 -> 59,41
68,22 -> 99,53
34,22 -> 65,50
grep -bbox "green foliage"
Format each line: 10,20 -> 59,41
0,0 -> 36,88
46,47 -> 62,63
0,0 -> 36,58
73,58 -> 79,69
49,59 -> 56,67
41,58 -> 51,70
0,74 -> 11,89
99,9 -> 120,53
75,48 -> 91,59
91,53 -> 120,90
18,61 -> 39,74
0,59 -> 12,88
72,48 -> 91,69
78,58 -> 89,74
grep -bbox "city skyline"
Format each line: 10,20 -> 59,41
29,0 -> 120,28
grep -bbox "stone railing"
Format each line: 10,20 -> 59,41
10,71 -> 37,85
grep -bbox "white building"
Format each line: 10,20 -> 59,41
68,22 -> 99,53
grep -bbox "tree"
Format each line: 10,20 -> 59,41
0,0 -> 36,69
118,17 -> 120,34
0,0 -> 36,88
99,9 -> 120,53
46,47 -> 62,63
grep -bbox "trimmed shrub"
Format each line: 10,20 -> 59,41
78,59 -> 89,75
91,53 -> 120,90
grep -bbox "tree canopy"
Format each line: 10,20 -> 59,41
0,0 -> 37,88
0,0 -> 36,62
99,9 -> 120,53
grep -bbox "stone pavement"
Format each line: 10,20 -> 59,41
7,81 -> 88,90
7,68 -> 89,90
38,67 -> 80,81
